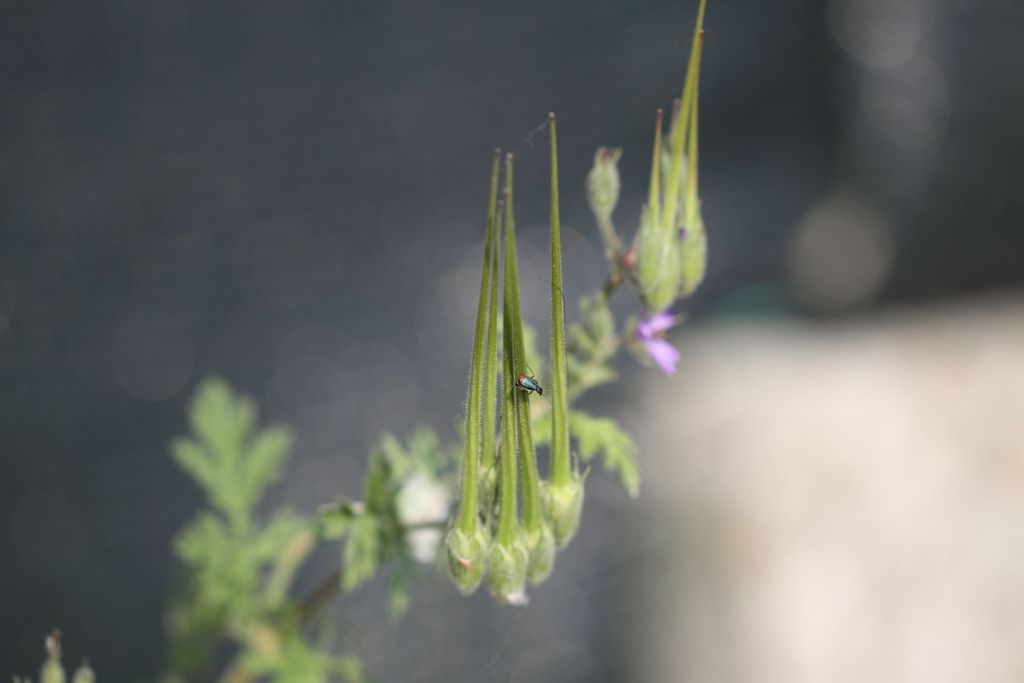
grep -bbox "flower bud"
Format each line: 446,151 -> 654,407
487,536 -> 529,604
678,216 -> 707,297
40,631 -> 65,683
525,524 -> 556,585
479,464 -> 498,521
586,147 -> 622,225
634,208 -> 682,313
72,662 -> 95,683
444,525 -> 489,595
41,661 -> 66,683
542,478 -> 585,548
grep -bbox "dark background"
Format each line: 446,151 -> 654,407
1,0 -> 1022,680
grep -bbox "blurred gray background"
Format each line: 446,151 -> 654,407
2,0 -> 1023,681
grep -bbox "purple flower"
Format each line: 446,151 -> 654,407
636,310 -> 681,375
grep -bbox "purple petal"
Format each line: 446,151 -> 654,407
644,337 -> 680,375
641,310 -> 678,337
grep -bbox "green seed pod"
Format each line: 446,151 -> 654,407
444,525 -> 489,595
586,148 -> 622,226
41,660 -> 66,683
525,524 -> 556,585
487,536 -> 529,604
72,661 -> 95,683
542,478 -> 585,548
634,208 -> 682,313
679,216 -> 707,297
40,631 -> 65,683
479,464 -> 498,522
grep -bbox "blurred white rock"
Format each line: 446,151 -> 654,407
396,472 -> 451,564
639,293 -> 1024,683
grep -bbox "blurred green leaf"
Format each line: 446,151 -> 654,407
316,499 -> 360,540
571,412 -> 640,497
342,514 -> 380,592
534,410 -> 639,497
387,571 -> 410,619
240,426 -> 292,512
252,512 -> 305,562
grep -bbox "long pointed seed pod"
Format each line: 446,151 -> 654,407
444,150 -> 501,594
647,108 -> 664,231
633,0 -> 707,312
543,114 -> 584,548
662,0 -> 706,237
480,200 -> 504,527
679,43 -> 708,296
488,155 -> 529,604
502,152 -> 555,583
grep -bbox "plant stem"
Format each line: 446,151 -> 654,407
265,528 -> 316,606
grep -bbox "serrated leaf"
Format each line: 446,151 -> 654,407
188,378 -> 254,465
377,432 -> 412,481
173,380 -> 294,531
407,424 -> 446,474
175,513 -> 230,565
575,363 -> 618,392
342,515 -> 380,592
170,438 -> 219,497
363,451 -> 393,516
533,410 -> 640,497
332,656 -> 367,683
239,426 -> 292,512
568,321 -> 598,356
387,571 -> 410,620
570,412 -> 640,497
316,500 -> 360,540
252,512 -> 304,562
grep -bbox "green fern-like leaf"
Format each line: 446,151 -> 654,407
533,410 -> 640,497
342,514 -> 380,591
570,411 -> 640,497
168,378 -> 307,675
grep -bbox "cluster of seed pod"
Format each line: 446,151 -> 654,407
13,630 -> 96,683
445,116 -> 582,604
446,0 -> 707,603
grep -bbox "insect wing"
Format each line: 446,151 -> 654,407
516,375 -> 543,395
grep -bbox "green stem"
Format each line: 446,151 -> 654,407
218,516 -> 449,683
264,528 -> 315,606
